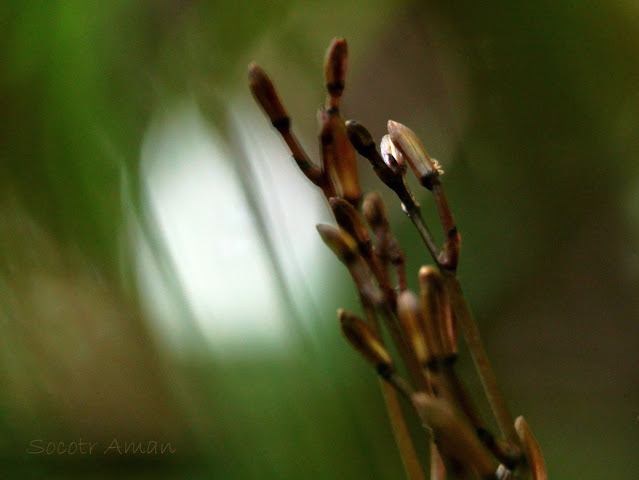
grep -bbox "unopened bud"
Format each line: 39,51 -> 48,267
397,291 -> 430,365
329,197 -> 370,251
316,224 -> 357,264
362,192 -> 390,232
345,120 -> 375,154
380,134 -> 407,174
418,266 -> 448,360
317,224 -> 382,305
387,120 -> 443,188
248,63 -> 289,130
338,309 -> 393,374
324,38 -> 348,107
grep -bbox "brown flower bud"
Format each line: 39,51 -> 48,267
338,309 -> 393,374
345,119 -> 375,154
362,192 -> 390,232
397,290 -> 430,365
324,38 -> 348,107
316,224 -> 357,264
419,266 -> 458,358
317,224 -> 382,305
248,63 -> 289,130
329,197 -> 370,251
418,266 -> 448,361
380,134 -> 407,174
387,120 -> 442,188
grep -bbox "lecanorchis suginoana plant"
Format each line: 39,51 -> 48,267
249,38 -> 547,480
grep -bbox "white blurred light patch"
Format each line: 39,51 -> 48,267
136,99 -> 326,354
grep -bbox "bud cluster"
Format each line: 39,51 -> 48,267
249,38 -> 545,480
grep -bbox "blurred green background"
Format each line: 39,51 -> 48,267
2,1 -> 638,478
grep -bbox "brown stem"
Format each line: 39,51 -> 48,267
430,182 -> 460,272
405,205 -> 440,265
380,381 -> 427,480
362,305 -> 427,480
443,273 -> 518,447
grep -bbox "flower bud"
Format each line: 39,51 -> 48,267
338,309 -> 393,374
362,192 -> 389,232
345,119 -> 375,154
316,224 -> 357,264
397,290 -> 430,365
387,120 -> 442,188
248,63 -> 289,130
329,197 -> 370,251
324,38 -> 348,107
317,224 -> 382,305
380,134 -> 407,174
418,266 -> 448,360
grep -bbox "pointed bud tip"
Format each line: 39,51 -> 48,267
362,191 -> 388,229
419,265 -> 438,278
315,223 -> 332,236
328,37 -> 348,54
247,62 -> 265,85
329,196 -> 353,212
386,119 -> 401,134
325,37 -> 348,63
329,196 -> 354,206
316,224 -> 358,261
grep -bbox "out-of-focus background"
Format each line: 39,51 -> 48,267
1,1 -> 638,478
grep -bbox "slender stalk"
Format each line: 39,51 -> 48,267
515,417 -> 547,480
443,273 -> 518,446
405,206 -> 440,263
380,380 -> 427,480
362,304 -> 427,480
430,440 -> 446,480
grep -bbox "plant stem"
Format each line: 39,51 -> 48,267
363,304 -> 427,480
404,205 -> 440,263
442,273 -> 518,446
379,380 -> 427,480
430,440 -> 446,480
